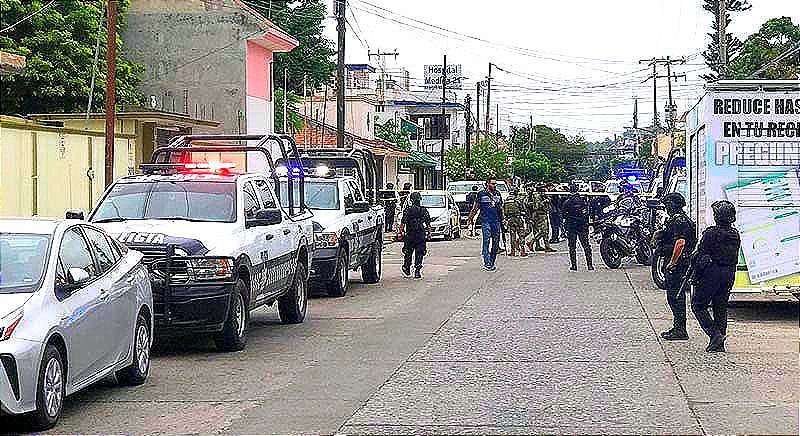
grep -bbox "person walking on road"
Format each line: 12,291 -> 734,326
503,186 -> 529,257
468,178 -> 504,271
561,183 -> 594,271
690,200 -> 741,352
466,185 -> 479,237
398,192 -> 432,279
527,184 -> 556,253
654,192 -> 697,341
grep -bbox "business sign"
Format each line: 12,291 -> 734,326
423,64 -> 462,89
687,90 -> 800,288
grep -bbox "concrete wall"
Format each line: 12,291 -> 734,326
302,97 -> 376,140
123,1 -> 265,134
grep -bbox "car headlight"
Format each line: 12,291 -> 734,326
173,247 -> 189,257
0,308 -> 24,341
188,258 -> 233,281
315,232 -> 339,249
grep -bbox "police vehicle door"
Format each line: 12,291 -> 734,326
254,177 -> 295,297
241,180 -> 278,305
348,180 -> 374,258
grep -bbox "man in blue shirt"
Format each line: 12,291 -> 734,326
467,178 -> 504,270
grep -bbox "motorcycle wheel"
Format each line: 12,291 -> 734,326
651,253 -> 668,290
636,241 -> 653,266
599,239 -> 623,269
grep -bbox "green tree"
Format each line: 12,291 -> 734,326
247,0 -> 336,93
701,0 -> 752,81
0,0 -> 144,114
374,118 -> 412,150
274,89 -> 304,133
445,137 -> 510,181
511,151 -> 551,182
729,17 -> 800,79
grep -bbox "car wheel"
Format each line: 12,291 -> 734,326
327,248 -> 349,297
361,237 -> 382,284
444,224 -> 453,241
214,279 -> 249,352
28,344 -> 64,430
116,313 -> 151,385
279,261 -> 308,324
652,253 -> 668,290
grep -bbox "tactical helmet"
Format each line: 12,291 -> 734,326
711,200 -> 736,224
409,191 -> 422,205
661,192 -> 686,210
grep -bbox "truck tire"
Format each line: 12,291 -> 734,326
116,313 -> 151,385
214,279 -> 249,352
327,248 -> 349,297
600,239 -> 622,269
361,237 -> 382,284
279,262 -> 308,324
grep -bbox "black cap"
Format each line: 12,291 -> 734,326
711,200 -> 736,224
661,192 -> 686,209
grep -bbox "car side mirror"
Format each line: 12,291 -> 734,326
246,208 -> 282,228
346,200 -> 370,214
65,209 -> 85,220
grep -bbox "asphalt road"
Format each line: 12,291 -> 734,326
3,237 -> 798,434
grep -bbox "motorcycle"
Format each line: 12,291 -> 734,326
592,213 -> 653,269
646,198 -> 670,289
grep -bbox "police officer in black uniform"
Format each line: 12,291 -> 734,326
691,200 -> 741,352
561,183 -> 594,271
656,192 -> 697,341
398,192 -> 432,279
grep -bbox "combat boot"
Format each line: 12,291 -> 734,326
544,244 -> 557,253
587,258 -> 595,270
509,249 -> 516,257
705,334 -> 725,352
661,328 -> 689,341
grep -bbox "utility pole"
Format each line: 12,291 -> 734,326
718,0 -> 728,79
440,54 -> 447,190
283,68 -> 288,133
639,57 -> 686,132
335,0 -> 346,148
529,115 -> 533,152
485,63 -> 492,135
465,94 -> 472,172
368,49 -> 400,109
303,74 -> 308,145
104,0 -> 117,188
475,81 -> 481,143
495,104 -> 499,137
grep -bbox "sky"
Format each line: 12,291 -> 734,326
319,0 -> 799,140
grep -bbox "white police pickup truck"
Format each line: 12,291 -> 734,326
285,172 -> 383,297
88,137 -> 314,352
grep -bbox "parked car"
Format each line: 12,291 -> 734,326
89,136 -> 314,352
396,190 -> 461,240
0,219 -> 153,430
282,173 -> 383,297
446,180 -> 482,221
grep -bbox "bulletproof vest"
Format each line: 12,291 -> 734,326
504,197 -> 522,217
665,213 -> 698,253
699,225 -> 741,266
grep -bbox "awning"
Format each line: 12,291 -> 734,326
399,150 -> 437,168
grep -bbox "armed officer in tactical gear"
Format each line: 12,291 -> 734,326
398,192 -> 432,279
503,186 -> 529,257
527,184 -> 556,253
691,200 -> 741,352
561,183 -> 594,271
655,192 -> 697,341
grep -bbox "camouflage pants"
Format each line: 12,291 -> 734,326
528,213 -> 550,244
507,216 -> 528,251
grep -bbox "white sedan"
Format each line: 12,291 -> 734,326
0,219 -> 153,430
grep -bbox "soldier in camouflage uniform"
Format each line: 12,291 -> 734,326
503,186 -> 529,256
526,184 -> 557,253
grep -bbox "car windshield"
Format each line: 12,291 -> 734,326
447,184 -> 479,193
421,194 -> 446,208
280,180 -> 339,210
92,181 -> 237,223
0,233 -> 51,294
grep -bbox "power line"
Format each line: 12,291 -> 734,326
1,0 -> 57,33
747,40 -> 800,79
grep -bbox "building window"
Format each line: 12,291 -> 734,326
421,114 -> 450,140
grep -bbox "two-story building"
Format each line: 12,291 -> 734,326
122,0 -> 298,137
